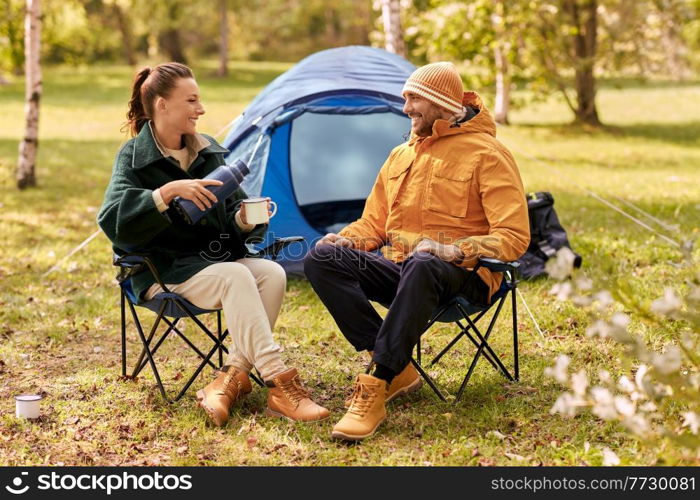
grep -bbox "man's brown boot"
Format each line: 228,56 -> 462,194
386,363 -> 423,403
332,373 -> 387,441
196,367 -> 252,427
265,368 -> 330,422
345,355 -> 422,406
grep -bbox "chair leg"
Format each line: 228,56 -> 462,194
512,286 -> 519,381
174,336 -> 227,402
429,308 -> 489,365
217,310 -> 224,368
127,300 -> 165,379
120,290 -> 127,378
459,301 -> 514,381
133,317 -> 178,378
130,301 -> 172,403
410,358 -> 447,402
431,316 -> 500,373
250,370 -> 265,387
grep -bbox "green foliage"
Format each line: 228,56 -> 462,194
0,0 -> 24,74
546,248 -> 700,458
400,0 -> 698,112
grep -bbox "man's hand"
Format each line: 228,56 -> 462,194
160,179 -> 223,211
410,238 -> 464,264
316,233 -> 354,248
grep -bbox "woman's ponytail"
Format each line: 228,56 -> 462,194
124,67 -> 152,136
122,63 -> 194,137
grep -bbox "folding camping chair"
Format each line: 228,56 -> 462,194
113,236 -> 303,403
411,258 -> 520,404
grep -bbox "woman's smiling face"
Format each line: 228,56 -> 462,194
158,77 -> 205,136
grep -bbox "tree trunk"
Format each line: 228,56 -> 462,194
112,3 -> 136,66
492,1 -> 510,125
159,29 -> 187,64
381,0 -> 405,57
564,0 -> 601,126
217,0 -> 228,77
17,0 -> 41,190
493,45 -> 510,125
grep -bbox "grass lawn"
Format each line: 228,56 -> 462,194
0,62 -> 698,466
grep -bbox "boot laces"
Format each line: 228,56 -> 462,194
278,375 -> 310,407
347,381 -> 378,417
222,370 -> 242,400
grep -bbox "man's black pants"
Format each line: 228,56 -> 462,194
303,245 -> 489,374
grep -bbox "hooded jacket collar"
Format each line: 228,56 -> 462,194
130,122 -> 228,170
408,91 -> 496,147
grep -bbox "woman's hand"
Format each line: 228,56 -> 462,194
160,179 -> 223,211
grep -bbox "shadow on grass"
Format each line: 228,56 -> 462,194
510,120 -> 700,147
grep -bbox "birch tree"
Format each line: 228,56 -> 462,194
218,0 -> 229,77
491,0 -> 510,124
381,0 -> 405,56
16,0 -> 41,190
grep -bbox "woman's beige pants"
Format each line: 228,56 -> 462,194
145,258 -> 287,380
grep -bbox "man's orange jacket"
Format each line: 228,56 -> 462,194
338,92 -> 530,301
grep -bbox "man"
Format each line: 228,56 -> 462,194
304,62 -> 530,441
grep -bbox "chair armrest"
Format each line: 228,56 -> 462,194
113,252 -> 171,293
477,258 -> 520,273
260,236 -> 305,261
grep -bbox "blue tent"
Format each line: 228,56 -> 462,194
222,46 -> 415,274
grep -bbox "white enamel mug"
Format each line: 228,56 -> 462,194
15,394 -> 42,419
242,197 -> 277,224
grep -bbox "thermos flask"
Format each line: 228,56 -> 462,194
172,159 -> 250,224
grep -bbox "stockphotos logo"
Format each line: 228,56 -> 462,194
4,471 -> 192,495
5,472 -> 29,494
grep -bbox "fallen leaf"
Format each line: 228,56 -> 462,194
246,437 -> 258,448
487,430 -> 506,440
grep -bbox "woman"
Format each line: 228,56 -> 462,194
98,62 -> 329,426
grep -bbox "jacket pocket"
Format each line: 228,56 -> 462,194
387,160 -> 413,206
427,163 -> 472,218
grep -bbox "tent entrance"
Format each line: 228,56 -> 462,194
289,110 -> 410,234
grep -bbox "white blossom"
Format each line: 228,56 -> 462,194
602,448 -> 620,466
608,313 -> 632,342
635,365 -> 652,394
593,290 -> 614,310
650,288 -> 682,316
550,392 -> 584,417
651,345 -> 682,375
598,369 -> 612,385
586,319 -> 609,338
586,313 -> 630,340
571,369 -> 589,396
550,282 -> 573,301
545,355 -> 571,383
613,396 -> 636,417
546,247 -> 577,281
618,376 -> 636,394
639,401 -> 657,413
575,277 -> 593,291
681,412 -> 700,434
591,387 -> 617,420
622,414 -> 650,436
